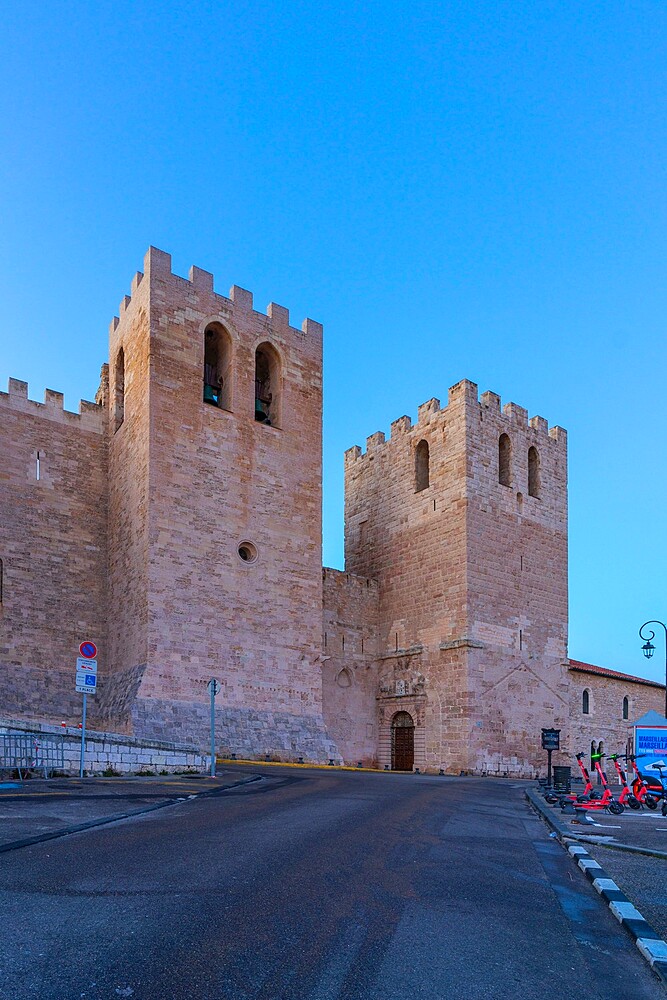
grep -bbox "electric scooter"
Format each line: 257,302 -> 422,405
560,752 -> 624,815
544,752 -> 598,805
644,760 -> 667,817
629,754 -> 663,809
608,753 -> 641,810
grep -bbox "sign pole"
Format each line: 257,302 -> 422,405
79,693 -> 87,778
210,683 -> 216,778
207,678 -> 220,778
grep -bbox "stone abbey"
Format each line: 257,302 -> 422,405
1,248 -> 663,775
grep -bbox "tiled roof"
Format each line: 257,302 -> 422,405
568,659 -> 665,689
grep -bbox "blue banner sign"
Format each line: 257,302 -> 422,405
635,726 -> 667,770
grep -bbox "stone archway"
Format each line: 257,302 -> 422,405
391,711 -> 415,771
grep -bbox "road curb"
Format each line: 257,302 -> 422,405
0,774 -> 263,855
526,789 -> 667,986
217,757 -> 386,773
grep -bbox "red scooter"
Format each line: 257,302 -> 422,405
545,752 -> 598,805
561,752 -> 624,815
629,754 -> 662,809
608,753 -> 641,810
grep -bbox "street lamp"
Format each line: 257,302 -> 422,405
639,620 -> 667,718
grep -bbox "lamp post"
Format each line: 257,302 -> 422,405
639,620 -> 667,718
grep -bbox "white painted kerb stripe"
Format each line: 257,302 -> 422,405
610,900 -> 643,923
592,877 -> 619,894
577,858 -> 602,872
637,938 -> 667,966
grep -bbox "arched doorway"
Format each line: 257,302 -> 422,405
391,711 -> 415,771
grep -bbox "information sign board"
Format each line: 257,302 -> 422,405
541,728 -> 560,751
75,657 -> 97,695
76,673 -> 97,695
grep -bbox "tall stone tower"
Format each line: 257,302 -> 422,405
343,379 -> 568,774
102,247 -> 337,760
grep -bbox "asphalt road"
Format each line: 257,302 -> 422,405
0,768 -> 663,1000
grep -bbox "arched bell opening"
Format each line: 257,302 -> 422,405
254,342 -> 281,427
203,323 -> 233,410
391,711 -> 415,771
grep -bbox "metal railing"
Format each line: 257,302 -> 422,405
0,733 -> 65,779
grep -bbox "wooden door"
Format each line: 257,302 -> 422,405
392,718 -> 414,771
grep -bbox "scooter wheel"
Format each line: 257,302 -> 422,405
662,802 -> 667,817
608,802 -> 624,815
645,796 -> 659,810
544,794 -> 559,804
627,796 -> 641,810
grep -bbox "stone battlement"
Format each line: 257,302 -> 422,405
0,378 -> 103,432
345,378 -> 566,463
479,388 -> 566,443
109,246 -> 323,341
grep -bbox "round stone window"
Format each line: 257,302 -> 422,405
237,541 -> 258,564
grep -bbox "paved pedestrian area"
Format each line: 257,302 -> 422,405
528,787 -> 667,939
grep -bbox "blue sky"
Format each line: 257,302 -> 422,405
1,2 -> 665,682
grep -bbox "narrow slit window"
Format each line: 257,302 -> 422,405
36,451 -> 41,481
622,696 -> 629,720
499,434 -> 511,486
582,689 -> 590,715
415,439 -> 429,492
114,347 -> 125,432
528,446 -> 541,498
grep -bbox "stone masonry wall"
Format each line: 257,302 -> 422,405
345,382 -> 504,773
463,384 -> 570,775
101,265 -> 152,731
111,249 -> 337,761
322,568 -> 379,765
566,665 -> 665,764
0,381 -> 107,726
344,383 -> 471,653
466,386 -> 568,659
343,383 -> 473,772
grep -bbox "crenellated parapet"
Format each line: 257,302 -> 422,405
479,387 -> 566,448
107,246 -> 323,345
344,378 -> 566,465
0,377 -> 103,432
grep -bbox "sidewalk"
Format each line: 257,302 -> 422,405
0,769 -> 262,852
528,787 -> 667,940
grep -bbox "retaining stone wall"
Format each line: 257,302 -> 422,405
0,718 -> 208,775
